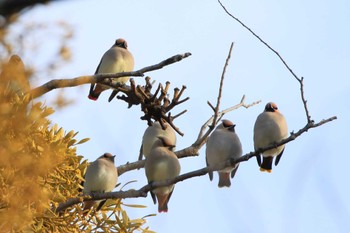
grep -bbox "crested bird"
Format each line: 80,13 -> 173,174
206,119 -> 243,187
139,121 -> 176,161
88,38 -> 134,101
0,54 -> 29,96
145,136 -> 181,213
82,153 -> 118,212
254,102 -> 288,173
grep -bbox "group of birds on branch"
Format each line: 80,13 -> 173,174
82,38 -> 289,214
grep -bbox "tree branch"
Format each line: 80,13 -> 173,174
218,0 -> 299,82
211,42 -> 235,128
217,0 -> 313,123
115,43 -> 259,177
29,52 -> 192,99
55,114 -> 336,213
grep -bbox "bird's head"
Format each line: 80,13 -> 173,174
100,153 -> 116,163
115,38 -> 128,49
157,136 -> 176,150
221,119 -> 236,132
264,102 -> 279,113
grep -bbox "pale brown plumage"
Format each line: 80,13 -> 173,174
139,121 -> 177,161
254,102 -> 288,173
206,119 -> 243,187
88,38 -> 134,101
145,137 -> 180,213
82,153 -> 118,212
0,55 -> 29,96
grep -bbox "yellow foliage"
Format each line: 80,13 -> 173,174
0,56 -> 153,232
0,56 -> 84,231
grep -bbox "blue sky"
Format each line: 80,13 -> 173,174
16,0 -> 350,232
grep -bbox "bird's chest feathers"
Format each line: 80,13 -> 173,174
153,160 -> 170,178
259,119 -> 285,141
98,58 -> 127,73
88,164 -> 116,192
95,167 -> 112,181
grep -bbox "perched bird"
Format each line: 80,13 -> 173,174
145,136 -> 181,213
254,102 -> 288,173
205,119 -> 243,188
88,38 -> 134,101
139,121 -> 177,161
0,54 -> 29,96
82,153 -> 118,211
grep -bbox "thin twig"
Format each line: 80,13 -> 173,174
218,0 -> 299,82
212,42 -> 234,128
299,77 -> 312,123
217,0 -> 314,123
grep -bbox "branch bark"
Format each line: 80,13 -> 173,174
55,114 -> 336,213
29,52 -> 192,99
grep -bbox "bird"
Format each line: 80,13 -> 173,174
253,102 -> 288,173
205,119 -> 243,188
145,136 -> 181,213
0,54 -> 29,96
88,38 -> 134,101
82,153 -> 118,212
139,121 -> 177,161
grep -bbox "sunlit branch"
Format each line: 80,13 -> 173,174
29,52 -> 192,99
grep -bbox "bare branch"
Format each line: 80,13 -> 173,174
212,42 -> 234,128
29,52 -> 192,99
117,160 -> 145,176
299,77 -> 312,123
55,115 -> 336,213
218,1 -> 299,82
217,0 -> 315,124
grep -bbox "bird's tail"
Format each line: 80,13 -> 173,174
260,156 -> 273,173
218,172 -> 231,188
88,84 -> 102,100
82,200 -> 96,216
156,193 -> 169,213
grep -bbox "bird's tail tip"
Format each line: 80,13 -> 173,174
260,167 -> 272,173
88,94 -> 98,101
218,172 -> 231,188
158,207 -> 168,213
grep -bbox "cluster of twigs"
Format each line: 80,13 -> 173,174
115,77 -> 189,136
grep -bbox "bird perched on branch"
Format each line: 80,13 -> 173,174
82,153 -> 118,212
88,38 -> 134,101
145,136 -> 181,213
139,121 -> 177,161
254,102 -> 288,173
206,119 -> 242,188
0,54 -> 29,96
